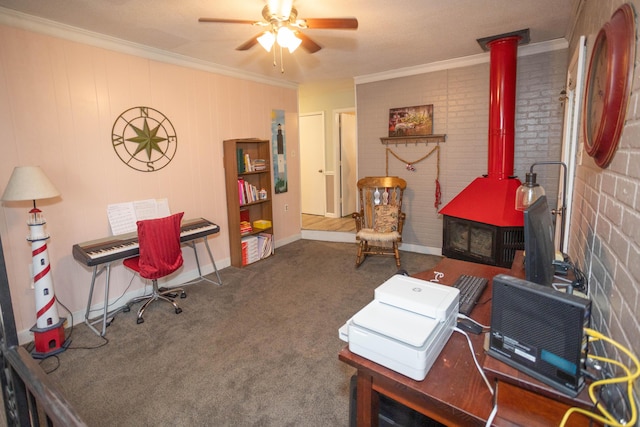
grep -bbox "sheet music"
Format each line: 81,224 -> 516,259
133,199 -> 161,221
107,198 -> 172,235
155,198 -> 171,217
107,203 -> 138,235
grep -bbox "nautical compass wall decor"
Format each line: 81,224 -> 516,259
112,106 -> 177,172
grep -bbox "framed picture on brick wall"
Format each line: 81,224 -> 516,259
388,105 -> 433,137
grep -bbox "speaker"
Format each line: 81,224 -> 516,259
488,274 -> 591,397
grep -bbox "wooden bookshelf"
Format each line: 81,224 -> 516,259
223,138 -> 274,267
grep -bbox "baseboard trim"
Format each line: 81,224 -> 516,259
301,230 -> 356,243
16,260 -> 230,345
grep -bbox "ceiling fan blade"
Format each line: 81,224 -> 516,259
236,35 -> 260,51
302,18 -> 358,30
199,17 -> 257,25
296,32 -> 322,54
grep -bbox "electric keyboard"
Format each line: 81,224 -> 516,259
72,217 -> 220,267
453,274 -> 489,316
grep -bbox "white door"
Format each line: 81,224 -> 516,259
300,112 -> 326,215
558,35 -> 586,255
339,112 -> 357,217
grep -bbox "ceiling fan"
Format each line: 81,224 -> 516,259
198,0 -> 358,54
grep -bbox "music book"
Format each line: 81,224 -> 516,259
107,198 -> 171,235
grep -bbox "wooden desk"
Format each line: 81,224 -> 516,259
339,256 -> 598,426
339,257 -> 509,426
484,356 -> 596,426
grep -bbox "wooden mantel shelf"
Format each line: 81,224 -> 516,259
380,134 -> 446,145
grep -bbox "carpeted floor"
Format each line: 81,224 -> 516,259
42,240 -> 441,426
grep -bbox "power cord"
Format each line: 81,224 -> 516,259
560,328 -> 639,427
457,313 -> 490,331
86,271 -> 137,316
55,296 -> 109,350
454,316 -> 499,427
32,296 -> 109,374
485,400 -> 499,427
553,260 -> 588,295
453,327 -> 494,396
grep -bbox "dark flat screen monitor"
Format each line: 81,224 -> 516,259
524,195 -> 555,287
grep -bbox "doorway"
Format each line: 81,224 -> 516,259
338,111 -> 357,217
300,112 -> 326,216
300,109 -> 357,232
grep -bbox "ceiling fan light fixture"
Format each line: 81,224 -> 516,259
267,0 -> 293,20
276,26 -> 301,52
287,34 -> 302,53
257,31 -> 276,52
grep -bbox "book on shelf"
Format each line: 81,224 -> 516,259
237,178 -> 246,205
241,236 -> 260,265
240,221 -> 253,234
241,234 -> 273,265
238,178 -> 259,205
244,153 -> 253,172
236,148 -> 245,173
257,233 -> 273,259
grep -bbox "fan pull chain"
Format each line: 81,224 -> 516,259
280,45 -> 284,73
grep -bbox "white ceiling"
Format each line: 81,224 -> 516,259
0,0 -> 578,84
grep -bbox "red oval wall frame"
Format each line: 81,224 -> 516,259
582,4 -> 636,168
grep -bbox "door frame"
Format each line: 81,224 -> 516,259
558,35 -> 586,255
333,108 -> 357,218
300,112 -> 326,216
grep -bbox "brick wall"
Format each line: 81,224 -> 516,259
356,49 -> 567,253
514,50 -> 568,203
569,0 -> 640,396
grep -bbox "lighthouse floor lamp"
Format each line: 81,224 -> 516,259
1,166 -> 70,358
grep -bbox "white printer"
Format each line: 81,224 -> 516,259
339,274 -> 459,381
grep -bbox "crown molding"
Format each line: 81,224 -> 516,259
355,38 -> 568,85
0,6 -> 568,89
0,6 -> 298,90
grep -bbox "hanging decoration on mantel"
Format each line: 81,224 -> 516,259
385,145 -> 442,209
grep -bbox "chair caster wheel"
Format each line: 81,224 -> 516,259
123,305 -> 130,313
180,292 -> 187,299
175,307 -> 182,314
136,317 -> 144,324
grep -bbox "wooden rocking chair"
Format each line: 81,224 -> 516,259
352,176 -> 407,267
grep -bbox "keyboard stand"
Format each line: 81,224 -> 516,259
84,236 -> 222,337
84,262 -> 124,337
183,238 -> 222,286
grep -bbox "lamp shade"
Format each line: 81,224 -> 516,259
276,27 -> 301,52
1,166 -> 60,202
286,34 -> 302,53
258,31 -> 276,52
514,172 -> 545,211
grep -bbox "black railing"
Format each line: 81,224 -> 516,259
0,236 -> 86,426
